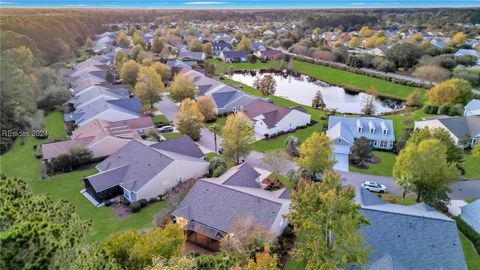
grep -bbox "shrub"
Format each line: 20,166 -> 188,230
453,216 -> 480,254
129,201 -> 142,213
423,104 -> 438,114
448,104 -> 464,116
380,194 -> 397,204
138,199 -> 148,207
195,254 -> 236,270
209,157 -> 227,177
437,104 -> 451,115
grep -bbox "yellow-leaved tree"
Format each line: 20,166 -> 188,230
175,98 -> 204,141
426,78 -> 472,106
134,66 -> 164,109
220,112 -> 255,164
296,132 -> 335,178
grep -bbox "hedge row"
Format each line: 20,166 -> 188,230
453,216 -> 480,254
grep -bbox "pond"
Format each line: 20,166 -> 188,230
228,71 -> 404,114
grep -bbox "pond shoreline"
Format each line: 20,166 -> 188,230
231,68 -> 407,103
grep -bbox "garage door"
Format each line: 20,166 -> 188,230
333,153 -> 349,172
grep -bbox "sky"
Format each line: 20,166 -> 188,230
0,0 -> 479,9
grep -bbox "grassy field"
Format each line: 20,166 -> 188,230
460,232 -> 480,270
291,60 -> 424,100
0,112 -> 167,242
349,151 -> 396,177
463,154 -> 480,179
162,132 -> 182,140
152,114 -> 170,123
284,259 -> 306,270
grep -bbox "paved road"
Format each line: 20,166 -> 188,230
156,94 -> 480,200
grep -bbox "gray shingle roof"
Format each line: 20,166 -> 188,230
172,179 -> 283,235
354,188 -> 467,270
151,135 -> 205,159
438,115 -> 480,138
328,116 -> 395,142
460,199 -> 480,234
244,100 -> 293,128
222,50 -> 248,58
222,163 -> 261,188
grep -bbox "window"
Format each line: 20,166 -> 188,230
232,107 -> 237,112
370,128 -> 374,134
357,127 -> 362,133
383,129 -> 387,135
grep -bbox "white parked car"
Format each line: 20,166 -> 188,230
361,181 -> 388,193
158,125 -> 174,133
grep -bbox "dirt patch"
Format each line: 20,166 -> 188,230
111,204 -> 133,219
369,155 -> 381,164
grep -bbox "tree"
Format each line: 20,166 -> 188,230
452,32 -> 466,44
286,171 -> 370,270
151,62 -> 172,81
169,73 -> 198,102
104,223 -> 185,270
426,78 -> 473,106
220,112 -> 255,164
175,98 -> 204,141
385,42 -> 422,69
361,94 -> 376,116
409,127 -> 463,164
412,65 -> 450,85
120,60 -> 140,86
134,66 -> 163,109
133,30 -> 146,48
151,36 -> 165,54
247,246 -> 278,270
350,136 -> 372,167
196,96 -> 217,122
220,216 -> 274,264
348,37 -> 361,48
208,123 -> 221,154
394,171 -> 415,205
393,138 -> 460,209
258,75 -> 277,96
237,36 -> 252,52
114,50 -> 128,68
36,86 -> 71,112
311,90 -> 326,109
189,39 -> 203,52
472,143 -> 480,157
296,132 -> 335,177
0,174 -> 90,269
359,26 -> 374,38
116,30 -> 130,47
285,135 -> 300,156
131,44 -> 144,61
261,149 -> 290,181
208,156 -> 227,177
405,89 -> 422,107
203,42 -> 213,55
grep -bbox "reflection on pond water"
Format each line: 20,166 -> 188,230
228,71 -> 404,114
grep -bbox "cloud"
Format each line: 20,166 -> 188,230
351,2 -> 366,5
184,1 -> 228,5
0,1 -> 18,4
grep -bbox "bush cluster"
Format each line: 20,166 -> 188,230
453,216 -> 480,254
423,104 -> 463,116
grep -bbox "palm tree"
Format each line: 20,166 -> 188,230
208,123 -> 221,154
396,172 -> 415,205
285,135 -> 300,156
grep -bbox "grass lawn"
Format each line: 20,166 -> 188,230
393,196 -> 417,206
162,132 -> 182,140
384,109 -> 432,141
207,115 -> 228,130
460,232 -> 480,270
0,111 -> 167,243
291,60 -> 425,100
349,151 -> 396,177
463,154 -> 480,179
152,114 -> 170,123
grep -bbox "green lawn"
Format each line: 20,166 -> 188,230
207,115 -> 228,130
349,151 -> 396,177
152,114 -> 170,123
393,196 -> 417,206
291,60 -> 425,100
463,154 -> 480,179
0,111 -> 167,243
460,232 -> 480,270
162,132 -> 182,140
284,259 -> 306,270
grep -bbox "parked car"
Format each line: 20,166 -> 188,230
361,181 -> 388,193
158,125 -> 174,133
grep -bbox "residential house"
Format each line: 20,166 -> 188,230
71,85 -> 130,110
172,163 -> 290,251
212,41 -> 232,55
220,50 -> 248,63
354,188 -> 467,270
464,99 -> 480,116
460,199 -> 480,234
414,115 -> 480,147
327,116 -> 395,171
92,32 -> 117,54
82,135 -> 209,206
64,97 -> 141,127
178,51 -> 206,61
41,117 -> 153,163
213,34 -> 237,44
255,49 -> 283,60
454,49 -> 479,58
251,41 -> 267,52
244,100 -> 311,137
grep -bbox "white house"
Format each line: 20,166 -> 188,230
82,136 -> 209,206
414,115 -> 480,148
244,100 -> 311,137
